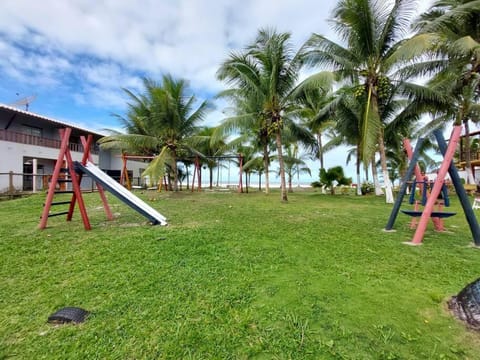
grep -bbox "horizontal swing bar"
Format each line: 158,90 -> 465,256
401,210 -> 456,218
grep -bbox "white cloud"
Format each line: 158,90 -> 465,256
0,0 -> 430,180
0,0 -> 336,107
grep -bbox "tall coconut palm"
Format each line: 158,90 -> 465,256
416,0 -> 480,184
302,0 -> 423,203
99,75 -> 209,191
244,156 -> 266,191
215,89 -> 274,194
234,144 -> 260,193
217,28 -> 303,202
280,143 -> 312,192
334,91 -> 366,195
293,71 -> 336,171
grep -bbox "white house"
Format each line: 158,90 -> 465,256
0,104 -> 147,193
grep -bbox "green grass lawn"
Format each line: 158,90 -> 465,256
1,189 -> 480,359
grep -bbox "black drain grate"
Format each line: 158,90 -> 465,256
48,307 -> 89,324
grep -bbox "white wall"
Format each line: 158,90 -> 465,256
0,140 -> 100,192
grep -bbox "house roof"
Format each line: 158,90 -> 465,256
0,103 -> 107,137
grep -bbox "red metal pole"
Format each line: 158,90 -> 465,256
410,126 -> 462,244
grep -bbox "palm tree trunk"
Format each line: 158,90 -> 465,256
378,131 -> 394,203
209,167 -> 214,189
356,144 -> 362,196
371,159 -> 383,196
263,143 -> 270,194
464,119 -> 475,184
275,130 -> 288,201
317,132 -> 324,169
172,152 -> 178,191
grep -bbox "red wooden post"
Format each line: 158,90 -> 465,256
80,135 -> 113,221
191,159 -> 196,192
39,128 -> 73,229
121,153 -> 131,190
64,139 -> 91,230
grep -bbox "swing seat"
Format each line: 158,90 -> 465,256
401,210 -> 456,218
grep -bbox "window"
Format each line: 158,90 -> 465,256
22,125 -> 43,137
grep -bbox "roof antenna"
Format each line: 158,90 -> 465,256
9,94 -> 37,111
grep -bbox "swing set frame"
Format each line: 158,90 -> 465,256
385,126 -> 480,246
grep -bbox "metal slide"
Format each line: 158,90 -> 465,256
75,161 -> 167,225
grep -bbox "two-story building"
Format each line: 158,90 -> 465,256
0,104 -> 147,193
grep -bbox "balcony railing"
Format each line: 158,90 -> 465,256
0,129 -> 99,154
459,151 -> 480,163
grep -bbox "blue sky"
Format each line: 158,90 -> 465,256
0,0 -> 434,182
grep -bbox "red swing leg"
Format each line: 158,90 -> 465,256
432,202 -> 445,231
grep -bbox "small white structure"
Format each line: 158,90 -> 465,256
473,198 -> 480,210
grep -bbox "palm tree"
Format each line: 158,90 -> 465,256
331,89 -> 366,195
99,75 -> 209,191
280,143 -> 312,192
293,71 -> 336,171
217,28 -> 304,202
244,156 -> 266,191
416,0 -> 480,184
302,0 -> 423,203
214,89 -> 274,193
234,144 -> 260,193
196,126 -> 228,189
319,166 -> 352,195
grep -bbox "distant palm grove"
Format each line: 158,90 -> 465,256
99,0 -> 480,203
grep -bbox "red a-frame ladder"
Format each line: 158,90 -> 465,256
39,128 -> 113,230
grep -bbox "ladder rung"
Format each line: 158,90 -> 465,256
47,211 -> 69,218
50,201 -> 72,206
